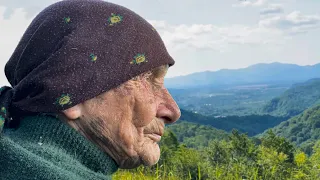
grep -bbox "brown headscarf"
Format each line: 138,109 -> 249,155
0,0 -> 174,132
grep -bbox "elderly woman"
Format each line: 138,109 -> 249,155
0,0 -> 181,179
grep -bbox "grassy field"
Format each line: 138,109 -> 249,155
111,130 -> 320,180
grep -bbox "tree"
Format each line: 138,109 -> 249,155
261,130 -> 295,163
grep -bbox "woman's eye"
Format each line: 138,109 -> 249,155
153,79 -> 165,89
154,83 -> 162,88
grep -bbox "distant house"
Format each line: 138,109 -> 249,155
214,115 -> 227,118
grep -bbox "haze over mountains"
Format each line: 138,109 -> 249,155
165,62 -> 320,89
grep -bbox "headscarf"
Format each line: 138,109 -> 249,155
0,0 -> 174,132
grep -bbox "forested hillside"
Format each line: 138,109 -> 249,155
261,78 -> 320,117
180,109 -> 288,136
267,104 -> 320,154
167,121 -> 228,148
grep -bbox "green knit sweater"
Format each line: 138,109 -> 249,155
0,115 -> 119,180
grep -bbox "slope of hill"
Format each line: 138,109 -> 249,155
165,62 -> 320,89
265,104 -> 320,150
167,121 -> 229,148
261,78 -> 320,117
179,109 -> 288,136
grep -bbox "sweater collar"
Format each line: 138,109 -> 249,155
6,114 -> 119,175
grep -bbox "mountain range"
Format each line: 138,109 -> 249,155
165,62 -> 320,89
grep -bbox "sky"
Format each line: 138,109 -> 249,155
0,0 -> 319,85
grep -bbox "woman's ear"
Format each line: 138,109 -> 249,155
63,105 -> 82,120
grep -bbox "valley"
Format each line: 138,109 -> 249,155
169,83 -> 289,116
165,63 -> 320,148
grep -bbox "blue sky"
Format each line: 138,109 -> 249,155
0,0 -> 319,85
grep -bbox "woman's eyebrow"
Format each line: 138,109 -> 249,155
152,65 -> 169,77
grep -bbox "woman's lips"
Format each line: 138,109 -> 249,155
147,133 -> 162,142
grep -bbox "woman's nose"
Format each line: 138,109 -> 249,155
156,89 -> 181,124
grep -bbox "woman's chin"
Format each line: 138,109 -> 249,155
118,142 -> 160,169
140,141 -> 161,166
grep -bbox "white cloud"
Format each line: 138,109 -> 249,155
0,0 -> 59,18
259,11 -> 320,33
260,4 -> 283,15
149,20 -> 287,54
0,7 -> 33,85
232,0 -> 268,7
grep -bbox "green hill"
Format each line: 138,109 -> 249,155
266,104 -> 320,152
261,78 -> 320,117
167,121 -> 228,148
179,109 -> 287,136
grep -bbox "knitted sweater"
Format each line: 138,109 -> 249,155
0,115 -> 119,180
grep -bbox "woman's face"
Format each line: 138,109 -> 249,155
63,65 -> 181,169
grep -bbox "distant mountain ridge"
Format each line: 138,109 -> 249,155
165,62 -> 320,89
261,78 -> 320,117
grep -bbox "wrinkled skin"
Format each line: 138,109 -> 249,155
61,65 -> 181,169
